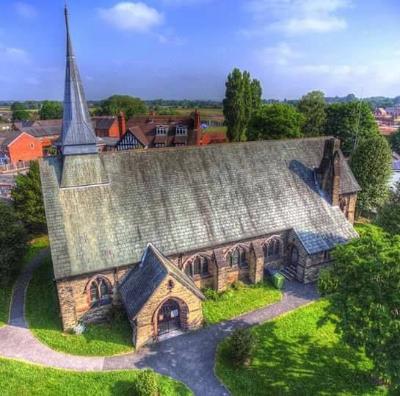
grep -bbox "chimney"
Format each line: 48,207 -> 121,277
316,138 -> 341,205
194,109 -> 201,130
194,109 -> 202,146
117,111 -> 126,138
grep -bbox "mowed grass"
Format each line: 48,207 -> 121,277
202,282 -> 282,325
0,358 -> 192,396
0,235 -> 49,328
26,257 -> 133,356
216,300 -> 387,396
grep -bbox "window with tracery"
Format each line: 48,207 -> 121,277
184,256 -> 209,277
263,237 -> 282,261
88,277 -> 112,308
228,247 -> 247,268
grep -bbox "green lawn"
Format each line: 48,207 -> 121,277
26,257 -> 133,356
216,300 -> 387,396
0,235 -> 49,328
202,282 -> 282,325
0,358 -> 191,396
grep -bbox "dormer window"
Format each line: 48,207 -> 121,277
176,126 -> 188,136
156,126 -> 168,135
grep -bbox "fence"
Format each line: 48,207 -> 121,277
0,161 -> 30,174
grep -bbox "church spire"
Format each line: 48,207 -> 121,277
61,5 -> 97,155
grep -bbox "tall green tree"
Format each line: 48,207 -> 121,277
247,103 -> 304,141
223,68 -> 246,142
99,95 -> 147,119
11,102 -> 30,122
11,162 -> 46,234
297,90 -> 326,137
350,135 -> 392,214
223,68 -> 262,142
318,225 -> 400,389
325,101 -> 379,156
39,101 -> 63,120
250,79 -> 262,111
0,202 -> 27,287
376,182 -> 400,235
390,128 -> 400,155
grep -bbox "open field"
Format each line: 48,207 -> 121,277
0,358 -> 191,396
216,300 -> 387,396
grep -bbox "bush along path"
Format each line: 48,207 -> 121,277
0,252 -> 319,396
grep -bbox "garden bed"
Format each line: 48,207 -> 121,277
202,281 -> 282,325
26,257 -> 133,356
0,358 -> 191,396
216,300 -> 387,395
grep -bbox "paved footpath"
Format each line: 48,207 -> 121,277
0,252 -> 319,396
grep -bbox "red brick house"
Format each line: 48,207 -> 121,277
0,131 -> 43,165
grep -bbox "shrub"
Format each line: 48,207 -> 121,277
203,288 -> 219,301
131,369 -> 159,396
318,267 -> 338,296
229,328 -> 254,366
231,280 -> 245,290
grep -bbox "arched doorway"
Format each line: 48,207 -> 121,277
289,245 -> 299,267
157,299 -> 181,336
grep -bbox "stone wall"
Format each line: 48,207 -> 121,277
56,228 -> 335,331
339,193 -> 357,224
56,265 -> 131,331
134,275 -> 203,349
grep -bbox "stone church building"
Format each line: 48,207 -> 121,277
40,7 -> 360,348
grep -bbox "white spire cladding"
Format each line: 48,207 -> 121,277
61,5 -> 97,156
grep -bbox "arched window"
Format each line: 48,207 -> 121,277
228,247 -> 247,268
264,238 -> 282,262
185,256 -> 209,278
88,277 -> 112,308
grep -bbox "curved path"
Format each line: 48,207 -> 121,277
0,251 -> 319,396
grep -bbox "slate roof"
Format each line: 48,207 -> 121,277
339,151 -> 361,194
40,137 -> 359,280
119,243 -> 204,319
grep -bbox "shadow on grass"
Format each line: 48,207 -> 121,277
26,256 -> 133,356
216,305 -> 386,396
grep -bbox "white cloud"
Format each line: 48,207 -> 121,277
15,2 -> 37,19
258,42 -> 302,66
0,45 -> 29,63
98,2 -> 163,32
162,0 -> 213,5
245,0 -> 351,35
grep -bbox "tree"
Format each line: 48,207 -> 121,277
350,135 -> 392,214
390,128 -> 400,155
98,95 -> 147,119
229,328 -> 254,366
11,102 -> 30,122
325,101 -> 379,156
0,202 -> 27,287
223,68 -> 262,142
39,100 -> 63,120
247,103 -> 304,141
223,68 -> 247,142
11,162 -> 46,234
376,182 -> 400,235
318,225 -> 400,388
297,91 -> 326,137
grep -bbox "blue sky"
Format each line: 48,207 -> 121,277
1,0 -> 400,100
